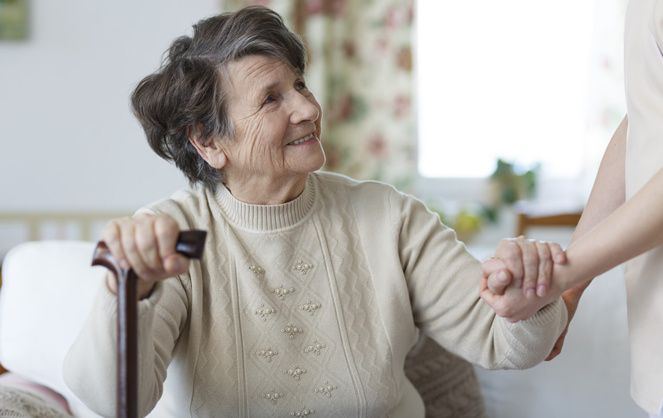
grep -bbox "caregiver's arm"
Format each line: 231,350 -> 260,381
485,115 -> 628,297
483,149 -> 663,323
482,115 -> 627,323
558,159 -> 663,288
543,115 -> 627,358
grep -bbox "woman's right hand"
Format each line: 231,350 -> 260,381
100,213 -> 190,299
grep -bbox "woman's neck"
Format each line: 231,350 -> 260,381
223,173 -> 309,205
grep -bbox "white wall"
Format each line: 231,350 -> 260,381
0,0 -> 221,212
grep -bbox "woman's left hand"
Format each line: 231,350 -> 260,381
479,272 -> 565,322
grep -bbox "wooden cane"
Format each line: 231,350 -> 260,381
92,230 -> 207,418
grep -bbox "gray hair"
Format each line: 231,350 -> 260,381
131,6 -> 307,190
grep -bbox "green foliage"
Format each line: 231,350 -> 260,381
489,158 -> 539,206
428,203 -> 482,243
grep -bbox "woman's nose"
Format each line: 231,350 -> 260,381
290,92 -> 320,124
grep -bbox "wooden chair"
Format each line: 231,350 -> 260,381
514,201 -> 583,237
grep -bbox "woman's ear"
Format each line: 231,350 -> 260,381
188,126 -> 227,170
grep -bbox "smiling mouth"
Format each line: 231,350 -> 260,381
287,133 -> 315,145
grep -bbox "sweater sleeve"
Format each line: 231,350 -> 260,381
393,189 -> 567,370
62,265 -> 190,417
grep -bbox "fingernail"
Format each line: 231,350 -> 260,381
498,271 -> 508,284
537,284 -> 548,297
526,288 -> 536,299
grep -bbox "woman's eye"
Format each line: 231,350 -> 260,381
263,95 -> 276,105
295,80 -> 307,91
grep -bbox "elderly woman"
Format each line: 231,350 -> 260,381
63,6 -> 567,417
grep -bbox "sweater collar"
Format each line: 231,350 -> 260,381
214,174 -> 316,232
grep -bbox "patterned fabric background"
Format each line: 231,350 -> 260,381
223,0 -> 417,191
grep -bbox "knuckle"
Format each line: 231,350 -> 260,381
101,219 -> 123,241
162,213 -> 177,225
154,213 -> 175,227
536,242 -> 549,255
504,250 -> 521,265
134,212 -> 154,221
523,244 -> 538,259
136,235 -> 157,254
497,239 -> 517,254
499,238 -> 514,246
122,235 -> 137,253
157,226 -> 178,243
538,257 -> 551,270
154,216 -> 179,240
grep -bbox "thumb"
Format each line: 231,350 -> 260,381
164,253 -> 190,276
482,257 -> 507,276
486,269 -> 511,295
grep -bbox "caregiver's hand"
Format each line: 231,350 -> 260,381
100,213 -> 190,299
480,237 -> 567,322
483,236 -> 566,297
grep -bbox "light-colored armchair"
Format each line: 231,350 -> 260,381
0,241 -> 103,417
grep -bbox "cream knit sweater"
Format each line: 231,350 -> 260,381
63,171 -> 567,417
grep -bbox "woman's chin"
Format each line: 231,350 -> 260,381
289,141 -> 326,173
310,148 -> 326,172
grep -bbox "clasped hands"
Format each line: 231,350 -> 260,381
480,236 -> 570,324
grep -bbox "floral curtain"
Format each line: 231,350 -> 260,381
222,0 -> 417,191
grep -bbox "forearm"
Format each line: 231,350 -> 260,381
494,299 -> 567,369
556,163 -> 663,290
571,116 -> 627,242
563,115 -> 627,295
479,118 -> 629,326
423,263 -> 567,370
63,281 -> 184,417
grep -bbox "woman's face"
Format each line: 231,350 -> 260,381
219,54 -> 325,197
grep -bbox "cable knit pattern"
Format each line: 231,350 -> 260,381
63,171 -> 567,418
189,243 -> 236,415
314,181 -> 396,416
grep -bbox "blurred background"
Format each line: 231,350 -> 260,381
0,0 -> 626,251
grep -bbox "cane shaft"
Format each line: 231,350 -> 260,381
117,270 -> 138,418
92,230 -> 206,418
